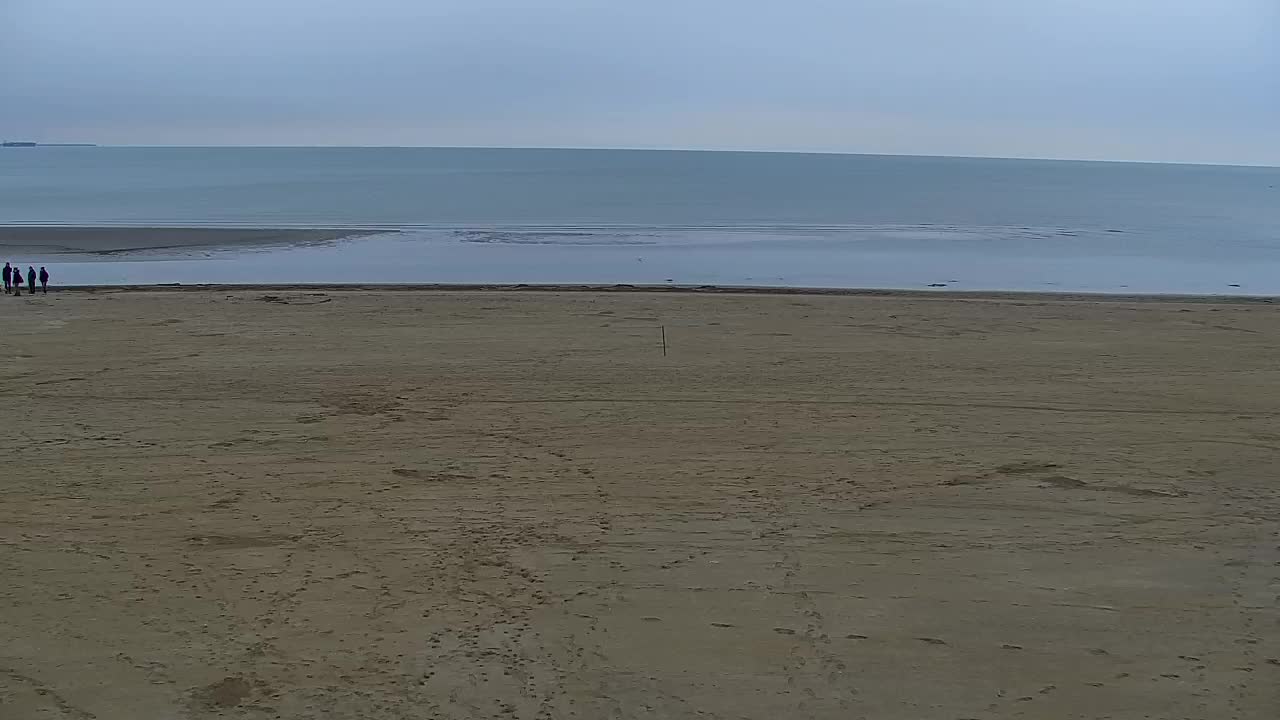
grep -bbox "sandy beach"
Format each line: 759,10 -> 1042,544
2,288 -> 1278,719
0,227 -> 374,255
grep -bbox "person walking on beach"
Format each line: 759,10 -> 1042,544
39,267 -> 49,293
11,264 -> 21,296
27,267 -> 36,296
2,263 -> 10,294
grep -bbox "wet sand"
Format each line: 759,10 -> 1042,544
0,227 -> 376,254
1,289 -> 1278,719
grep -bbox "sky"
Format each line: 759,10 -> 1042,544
2,0 -> 1278,164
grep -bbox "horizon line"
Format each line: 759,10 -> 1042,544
8,142 -> 1278,169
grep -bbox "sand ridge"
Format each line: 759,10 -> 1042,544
0,227 -> 380,254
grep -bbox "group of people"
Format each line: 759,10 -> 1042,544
3,263 -> 49,296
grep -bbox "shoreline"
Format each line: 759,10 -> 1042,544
50,283 -> 1280,304
5,226 -> 1275,299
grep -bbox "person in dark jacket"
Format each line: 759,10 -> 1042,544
11,265 -> 21,296
2,262 -> 10,294
26,267 -> 36,295
39,267 -> 49,293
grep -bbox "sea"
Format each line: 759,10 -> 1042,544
2,146 -> 1278,293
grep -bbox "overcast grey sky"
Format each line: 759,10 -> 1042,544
3,0 -> 1277,163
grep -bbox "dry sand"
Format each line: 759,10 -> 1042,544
1,288 -> 1278,719
0,227 -> 375,255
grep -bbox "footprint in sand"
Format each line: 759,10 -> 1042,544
193,676 -> 254,709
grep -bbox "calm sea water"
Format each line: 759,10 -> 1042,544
2,147 -> 1278,293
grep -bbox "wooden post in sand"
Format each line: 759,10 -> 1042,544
661,325 -> 668,356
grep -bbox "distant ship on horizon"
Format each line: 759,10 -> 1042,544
2,141 -> 97,147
